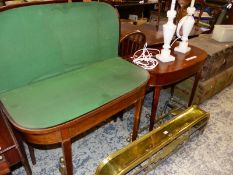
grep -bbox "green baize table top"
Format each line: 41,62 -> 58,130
0,58 -> 148,129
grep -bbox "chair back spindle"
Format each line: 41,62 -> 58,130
119,31 -> 146,57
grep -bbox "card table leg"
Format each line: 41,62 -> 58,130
27,144 -> 36,165
61,129 -> 73,175
61,138 -> 72,175
132,98 -> 144,141
149,86 -> 161,131
19,145 -> 32,175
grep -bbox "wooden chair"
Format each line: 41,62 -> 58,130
119,30 -> 146,57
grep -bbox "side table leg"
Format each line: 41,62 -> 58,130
132,98 -> 144,141
149,87 -> 161,131
170,84 -> 175,98
188,72 -> 201,106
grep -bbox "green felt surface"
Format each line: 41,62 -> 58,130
0,2 -> 119,93
0,58 -> 148,129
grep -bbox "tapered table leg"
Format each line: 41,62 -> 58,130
149,86 -> 161,131
62,139 -> 72,175
132,98 -> 144,141
28,144 -> 36,165
188,72 -> 201,106
61,129 -> 72,175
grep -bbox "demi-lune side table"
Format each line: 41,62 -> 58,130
124,44 -> 207,131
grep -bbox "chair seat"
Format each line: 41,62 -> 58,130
0,58 -> 148,129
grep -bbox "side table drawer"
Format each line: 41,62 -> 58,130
0,156 -> 10,175
0,107 -> 32,175
0,110 -> 21,166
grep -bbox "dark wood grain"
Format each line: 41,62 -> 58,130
0,159 -> 10,175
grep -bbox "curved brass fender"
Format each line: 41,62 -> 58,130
96,105 -> 209,175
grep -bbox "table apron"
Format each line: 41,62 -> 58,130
148,63 -> 203,87
9,83 -> 147,145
